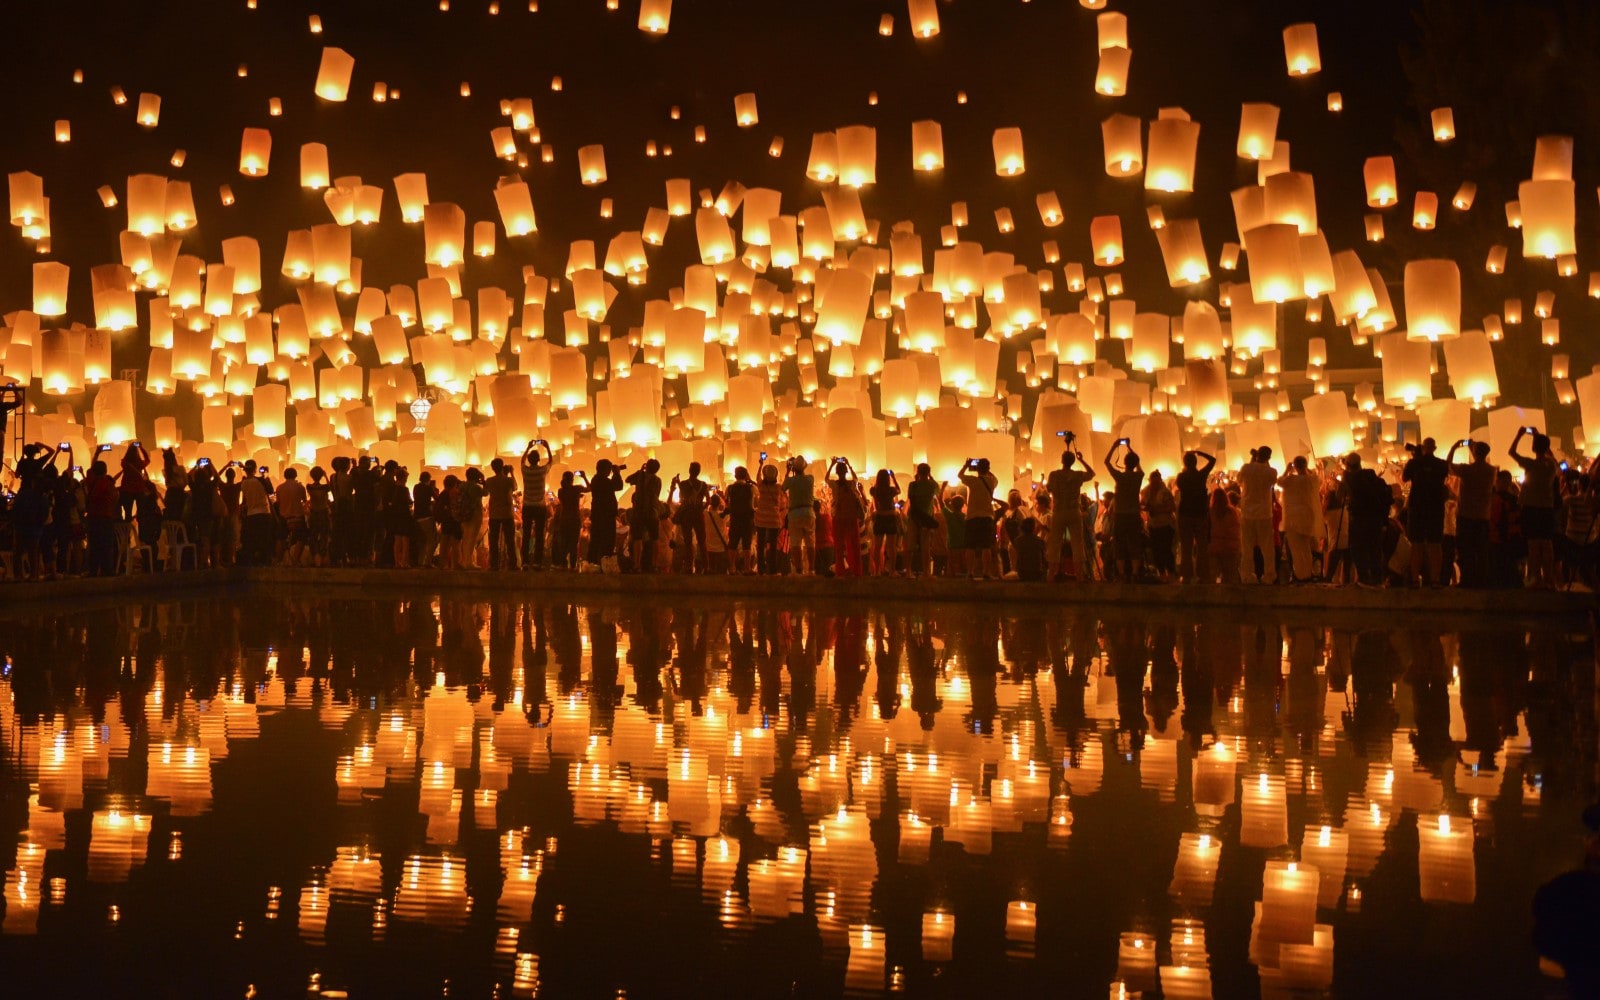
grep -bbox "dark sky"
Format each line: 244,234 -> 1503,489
16,0 -> 1595,427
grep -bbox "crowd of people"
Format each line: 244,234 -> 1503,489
0,427 -> 1589,591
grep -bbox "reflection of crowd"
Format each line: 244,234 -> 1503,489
1,429 -> 1590,590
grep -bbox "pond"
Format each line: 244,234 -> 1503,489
0,593 -> 1593,998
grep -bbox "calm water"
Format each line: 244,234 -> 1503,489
0,593 -> 1593,999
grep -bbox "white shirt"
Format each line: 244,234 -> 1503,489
1280,470 -> 1321,533
1238,462 -> 1278,520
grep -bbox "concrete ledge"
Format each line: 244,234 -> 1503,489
6,564 -> 1588,625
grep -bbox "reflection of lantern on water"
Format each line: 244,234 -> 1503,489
1005,901 -> 1037,958
899,811 -> 932,865
1169,832 -> 1220,906
1116,931 -> 1157,993
1301,825 -> 1349,908
748,848 -> 807,919
393,854 -> 470,928
1240,771 -> 1287,847
1275,924 -> 1335,991
89,808 -> 152,883
1344,798 -> 1389,877
922,909 -> 955,962
3,843 -> 47,935
1171,918 -> 1207,968
1258,859 -> 1318,957
1159,964 -> 1213,999
1419,813 -> 1475,904
846,924 -> 887,993
146,742 -> 212,816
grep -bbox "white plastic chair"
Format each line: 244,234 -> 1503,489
118,522 -> 153,575
160,521 -> 197,571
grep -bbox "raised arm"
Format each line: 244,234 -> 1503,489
1075,450 -> 1097,478
1510,425 -> 1529,460
1194,450 -> 1216,475
1103,440 -> 1121,471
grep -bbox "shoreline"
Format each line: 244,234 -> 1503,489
4,565 -> 1593,625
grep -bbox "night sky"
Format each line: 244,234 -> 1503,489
4,0 -> 1596,438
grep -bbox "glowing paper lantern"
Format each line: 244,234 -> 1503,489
1091,216 -> 1124,266
1519,179 -> 1576,258
1242,223 -> 1304,303
837,125 -> 877,188
1282,23 -> 1321,75
907,0 -> 939,37
1303,391 -> 1355,458
992,128 -> 1025,176
1156,219 -> 1209,286
1237,103 -> 1279,160
1441,330 -> 1498,402
1100,114 -> 1143,177
1146,117 -> 1199,192
638,0 -> 671,33
239,128 -> 272,176
912,120 -> 944,171
1403,259 -> 1461,341
1096,46 -> 1130,97
1380,332 -> 1433,406
315,47 -> 355,101
423,203 -> 466,266
33,262 -> 68,316
1363,156 -> 1397,207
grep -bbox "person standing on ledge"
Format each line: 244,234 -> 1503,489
960,457 -> 1001,580
587,459 -> 623,568
1174,448 -> 1215,583
827,457 -> 866,578
626,458 -> 663,573
907,463 -> 941,578
1447,439 -> 1496,588
1105,438 -> 1146,582
1402,437 -> 1450,586
1511,426 -> 1560,590
671,462 -> 710,574
783,456 -> 816,575
724,466 -> 756,575
485,458 -> 519,571
1045,438 -> 1095,582
520,439 -> 553,571
1238,446 -> 1279,584
1279,456 -> 1323,584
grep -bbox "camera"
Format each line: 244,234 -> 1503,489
1403,443 -> 1419,454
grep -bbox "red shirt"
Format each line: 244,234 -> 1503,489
87,474 -> 120,519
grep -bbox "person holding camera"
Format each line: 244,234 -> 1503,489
783,456 -> 816,575
1401,438 -> 1450,585
1174,448 -> 1215,583
587,459 -> 624,566
486,457 -> 520,571
1511,426 -> 1560,589
1105,437 -> 1146,581
1447,438 -> 1496,587
960,457 -> 1001,579
1280,456 -> 1324,583
626,458 -> 663,572
827,457 -> 866,577
1238,446 -> 1279,584
1045,435 -> 1094,581
521,438 -> 554,570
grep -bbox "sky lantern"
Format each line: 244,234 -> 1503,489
1146,115 -> 1199,192
816,267 -> 873,345
1237,103 -> 1279,160
1242,222 -> 1303,303
1532,134 -> 1573,180
1282,23 -> 1321,75
1097,11 -> 1128,50
1403,259 -> 1461,341
806,131 -> 839,182
577,145 -> 608,185
394,173 -> 429,223
137,92 -> 161,127
1156,218 -> 1208,286
1363,156 -> 1397,207
992,127 -> 1025,176
423,203 -> 466,266
33,262 -> 68,316
1380,332 -> 1433,406
1518,179 -> 1575,258
1431,107 -> 1455,142
1186,358 -> 1231,426
734,92 -> 758,127
911,120 -> 944,171
1412,191 -> 1438,229
1096,46 -> 1130,96
299,142 -> 330,189
907,0 -> 939,37
1090,215 -> 1124,266
836,125 -> 876,187
638,0 -> 670,33
1101,114 -> 1142,176
494,180 -> 537,236
315,47 -> 354,101
1442,330 -> 1499,403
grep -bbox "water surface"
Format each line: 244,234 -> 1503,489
0,594 -> 1592,998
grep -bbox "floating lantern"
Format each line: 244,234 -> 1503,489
1102,114 -> 1143,176
1282,23 -> 1321,75
1519,179 -> 1576,258
993,128 -> 1025,176
1363,156 -> 1397,207
315,47 -> 354,101
1096,46 -> 1130,97
577,145 -> 607,185
1146,117 -> 1199,192
638,0 -> 671,33
1237,103 -> 1279,160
